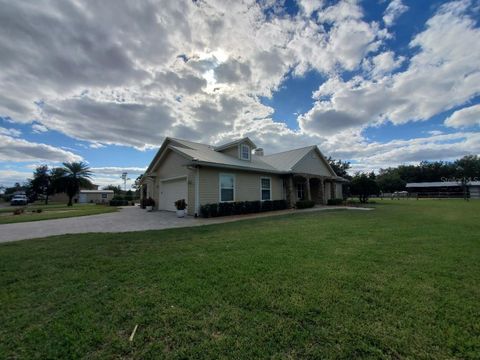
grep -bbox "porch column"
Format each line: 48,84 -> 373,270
305,176 -> 311,201
320,178 -> 326,204
286,176 -> 295,208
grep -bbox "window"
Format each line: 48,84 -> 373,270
261,177 -> 271,201
220,174 -> 235,202
297,183 -> 305,200
101,193 -> 107,199
240,144 -> 250,160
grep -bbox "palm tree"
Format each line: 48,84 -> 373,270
61,162 -> 93,206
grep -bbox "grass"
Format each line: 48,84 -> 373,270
0,200 -> 479,359
0,203 -> 118,224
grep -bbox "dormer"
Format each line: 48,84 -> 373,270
215,137 -> 257,161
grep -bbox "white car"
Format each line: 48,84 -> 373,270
10,194 -> 28,206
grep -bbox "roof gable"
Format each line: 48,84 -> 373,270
291,147 -> 337,177
214,137 -> 257,151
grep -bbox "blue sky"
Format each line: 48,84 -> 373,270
0,0 -> 479,188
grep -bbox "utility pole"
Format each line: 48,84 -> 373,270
121,172 -> 130,192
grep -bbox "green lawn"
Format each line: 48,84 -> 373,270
0,203 -> 117,224
0,200 -> 479,359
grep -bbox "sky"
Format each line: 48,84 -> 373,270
0,0 -> 479,189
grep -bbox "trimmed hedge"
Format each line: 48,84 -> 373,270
295,200 -> 315,209
200,200 -> 287,218
109,199 -> 129,206
327,198 -> 344,205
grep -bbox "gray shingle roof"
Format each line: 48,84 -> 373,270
156,137 -> 337,176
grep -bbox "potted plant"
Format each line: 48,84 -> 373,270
174,199 -> 187,218
146,197 -> 155,211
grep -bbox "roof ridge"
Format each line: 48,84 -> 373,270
263,145 -> 316,157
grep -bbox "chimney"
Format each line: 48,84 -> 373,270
254,148 -> 264,156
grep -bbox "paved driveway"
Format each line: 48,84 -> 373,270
0,205 -> 372,243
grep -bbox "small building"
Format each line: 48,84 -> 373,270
77,190 -> 114,204
406,181 -> 480,199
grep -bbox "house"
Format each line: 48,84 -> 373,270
140,137 -> 346,216
49,185 -> 114,204
406,181 -> 480,199
77,190 -> 114,204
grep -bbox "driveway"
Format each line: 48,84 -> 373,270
0,205 -> 372,243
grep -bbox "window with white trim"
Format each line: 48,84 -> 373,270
219,174 -> 235,202
240,144 -> 251,160
261,177 -> 271,201
297,183 -> 305,200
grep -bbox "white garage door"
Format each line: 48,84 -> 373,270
159,177 -> 187,211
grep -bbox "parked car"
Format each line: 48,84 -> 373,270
10,194 -> 28,206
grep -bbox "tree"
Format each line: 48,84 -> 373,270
30,165 -> 53,205
376,170 -> 406,193
327,157 -> 351,179
350,172 -> 380,203
60,162 -> 93,206
103,184 -> 122,194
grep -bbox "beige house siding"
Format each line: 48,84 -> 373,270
81,192 -> 114,203
292,149 -> 333,177
199,167 -> 283,205
151,149 -> 193,211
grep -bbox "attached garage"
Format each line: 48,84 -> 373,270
159,176 -> 187,211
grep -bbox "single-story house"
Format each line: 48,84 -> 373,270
49,186 -> 114,204
140,137 -> 346,216
77,190 -> 114,204
406,181 -> 480,199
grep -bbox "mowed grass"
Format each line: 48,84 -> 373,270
0,200 -> 479,359
0,203 -> 117,224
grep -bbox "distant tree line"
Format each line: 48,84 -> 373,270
328,155 -> 480,203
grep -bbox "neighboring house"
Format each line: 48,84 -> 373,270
77,190 -> 114,204
49,185 -> 114,204
141,137 -> 345,216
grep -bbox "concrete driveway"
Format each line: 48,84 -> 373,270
0,205 -> 372,243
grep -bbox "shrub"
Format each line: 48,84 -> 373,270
261,200 -> 273,212
36,209 -> 43,213
218,202 -> 234,216
327,198 -> 343,205
246,201 -> 261,213
109,199 -> 129,206
296,200 -> 315,209
233,201 -> 246,215
13,208 -> 24,215
272,200 -> 288,210
174,199 -> 187,210
199,199 -> 289,217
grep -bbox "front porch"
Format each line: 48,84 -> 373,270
284,174 -> 342,207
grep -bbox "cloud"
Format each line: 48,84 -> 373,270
299,1 -> 480,134
32,123 -> 48,133
383,0 -> 409,27
0,0 -> 478,172
444,104 -> 480,128
0,127 -> 21,137
0,169 -> 32,186
0,134 -> 82,162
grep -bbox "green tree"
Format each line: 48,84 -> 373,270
350,172 -> 380,203
30,165 -> 53,205
60,162 -> 93,206
376,170 -> 407,193
103,184 -> 122,194
327,157 -> 351,179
